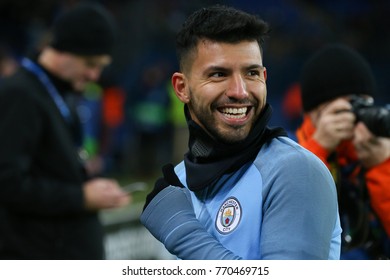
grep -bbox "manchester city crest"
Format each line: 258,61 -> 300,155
216,197 -> 242,234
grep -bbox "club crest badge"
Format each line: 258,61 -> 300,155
216,197 -> 242,234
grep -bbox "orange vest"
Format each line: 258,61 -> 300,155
296,115 -> 390,237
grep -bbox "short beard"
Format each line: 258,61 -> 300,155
187,93 -> 254,144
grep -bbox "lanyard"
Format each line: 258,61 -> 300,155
21,57 -> 72,123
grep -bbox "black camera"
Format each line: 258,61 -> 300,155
349,95 -> 390,137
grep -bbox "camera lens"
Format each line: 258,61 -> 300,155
355,106 -> 390,137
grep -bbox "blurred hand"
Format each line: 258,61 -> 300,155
312,98 -> 356,152
353,122 -> 390,169
83,178 -> 131,210
84,155 -> 104,177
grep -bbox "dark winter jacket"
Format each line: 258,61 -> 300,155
0,64 -> 104,259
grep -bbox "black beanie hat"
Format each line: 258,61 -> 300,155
300,44 -> 376,112
50,3 -> 117,56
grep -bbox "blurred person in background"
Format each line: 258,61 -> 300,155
0,3 -> 130,259
140,5 -> 341,260
0,45 -> 18,80
296,44 -> 390,259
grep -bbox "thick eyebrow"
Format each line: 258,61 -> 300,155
203,65 -> 229,73
203,64 -> 264,75
246,64 -> 265,70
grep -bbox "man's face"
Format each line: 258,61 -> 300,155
58,53 -> 111,91
174,39 -> 267,144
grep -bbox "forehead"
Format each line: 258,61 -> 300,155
191,39 -> 262,70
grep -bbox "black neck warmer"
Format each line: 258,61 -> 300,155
184,103 -> 286,191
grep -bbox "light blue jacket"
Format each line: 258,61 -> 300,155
141,136 -> 341,259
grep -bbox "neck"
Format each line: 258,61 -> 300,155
186,103 -> 273,162
34,48 -> 74,94
183,103 -> 287,191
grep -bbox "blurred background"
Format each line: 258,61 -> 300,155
1,0 -> 389,259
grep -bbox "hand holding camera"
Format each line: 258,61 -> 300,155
350,95 -> 390,138
313,96 -> 390,167
312,98 -> 356,152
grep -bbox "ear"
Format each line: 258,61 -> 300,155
172,72 -> 190,103
263,67 -> 267,81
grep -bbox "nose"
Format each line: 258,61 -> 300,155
226,74 -> 248,100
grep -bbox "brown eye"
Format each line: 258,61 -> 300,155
248,70 -> 260,76
210,72 -> 225,78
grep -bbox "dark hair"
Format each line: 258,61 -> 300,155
176,5 -> 269,72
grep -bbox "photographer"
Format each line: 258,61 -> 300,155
296,44 -> 390,259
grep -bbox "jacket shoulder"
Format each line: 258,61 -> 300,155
0,69 -> 42,98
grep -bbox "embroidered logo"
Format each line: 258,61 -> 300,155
216,197 -> 242,234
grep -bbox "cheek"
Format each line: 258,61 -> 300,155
253,83 -> 267,112
66,60 -> 86,77
60,64 -> 76,80
250,81 -> 267,98
261,86 -> 267,101
189,84 -> 216,105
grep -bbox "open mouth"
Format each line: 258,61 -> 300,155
219,106 -> 250,119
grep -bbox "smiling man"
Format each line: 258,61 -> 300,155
140,5 -> 342,260
172,39 -> 266,143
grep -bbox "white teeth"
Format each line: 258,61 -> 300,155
221,107 -> 247,118
221,107 -> 247,114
